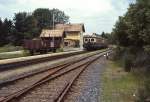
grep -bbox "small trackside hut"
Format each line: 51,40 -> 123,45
40,29 -> 66,49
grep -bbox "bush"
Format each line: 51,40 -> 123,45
112,46 -> 125,60
112,46 -> 135,72
136,79 -> 150,102
123,54 -> 134,72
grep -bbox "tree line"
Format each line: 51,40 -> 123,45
0,8 -> 69,46
112,0 -> 150,71
112,0 -> 150,100
113,0 -> 150,53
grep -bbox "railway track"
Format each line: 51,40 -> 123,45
0,51 -> 86,71
0,49 -> 111,102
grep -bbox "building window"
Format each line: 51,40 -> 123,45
64,42 -> 68,46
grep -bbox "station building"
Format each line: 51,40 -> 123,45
55,23 -> 85,49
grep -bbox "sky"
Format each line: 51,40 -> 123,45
0,0 -> 135,34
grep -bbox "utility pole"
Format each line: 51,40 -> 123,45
53,13 -> 55,30
52,13 -> 55,51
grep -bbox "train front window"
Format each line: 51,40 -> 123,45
85,39 -> 88,42
91,38 -> 94,42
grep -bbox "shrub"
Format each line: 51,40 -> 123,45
112,46 -> 125,60
123,52 -> 134,72
136,79 -> 150,102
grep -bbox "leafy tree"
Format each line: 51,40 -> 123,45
13,12 -> 39,45
14,12 -> 27,33
23,15 -> 39,39
101,32 -> 106,38
112,0 -> 150,48
101,31 -> 111,39
125,3 -> 146,47
113,16 -> 131,46
33,8 -> 69,30
33,8 -> 51,30
50,8 -> 69,25
13,12 -> 28,45
0,18 -> 4,46
101,31 -> 113,44
0,18 -> 13,46
3,18 -> 13,44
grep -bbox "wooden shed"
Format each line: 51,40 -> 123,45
40,29 -> 66,48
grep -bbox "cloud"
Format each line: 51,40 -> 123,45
0,0 -> 132,33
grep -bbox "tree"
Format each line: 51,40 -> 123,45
33,8 -> 69,30
50,8 -> 69,25
3,18 -> 13,44
0,18 -> 13,46
101,31 -> 113,44
13,12 -> 39,45
14,12 -> 27,33
113,16 -> 131,46
101,32 -> 105,38
112,0 -> 150,48
23,15 -> 39,39
0,18 -> 4,46
33,8 -> 51,30
13,12 -> 28,45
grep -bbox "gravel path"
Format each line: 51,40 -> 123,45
64,56 -> 106,102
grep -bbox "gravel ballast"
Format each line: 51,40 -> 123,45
64,57 -> 107,102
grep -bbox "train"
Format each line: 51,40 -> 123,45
23,32 -> 108,54
23,38 -> 61,55
83,34 -> 108,51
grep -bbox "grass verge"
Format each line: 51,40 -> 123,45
0,44 -> 23,53
0,50 -> 30,60
101,61 -> 143,102
0,53 -> 26,60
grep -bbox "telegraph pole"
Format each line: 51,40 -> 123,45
52,13 -> 55,51
53,13 -> 55,30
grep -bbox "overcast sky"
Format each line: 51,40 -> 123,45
0,0 -> 134,34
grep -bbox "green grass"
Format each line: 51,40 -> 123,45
0,53 -> 26,60
0,45 -> 31,59
0,44 -> 23,53
101,61 -> 143,102
56,48 -> 64,53
0,50 -> 30,60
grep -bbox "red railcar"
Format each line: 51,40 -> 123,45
23,38 -> 61,55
